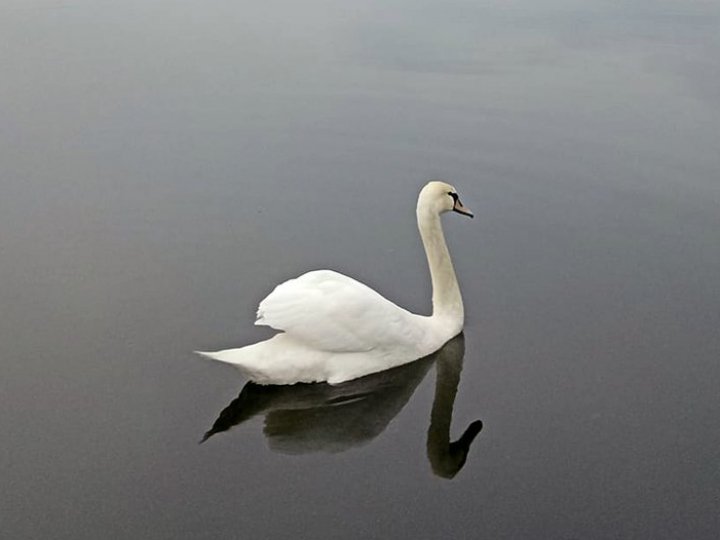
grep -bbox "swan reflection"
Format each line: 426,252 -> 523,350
203,334 -> 482,477
203,353 -> 435,454
426,334 -> 483,478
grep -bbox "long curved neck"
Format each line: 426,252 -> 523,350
417,207 -> 464,323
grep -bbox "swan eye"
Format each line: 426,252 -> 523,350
448,192 -> 459,202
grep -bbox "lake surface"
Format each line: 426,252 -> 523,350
2,1 -> 719,538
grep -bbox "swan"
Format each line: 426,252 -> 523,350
198,180 -> 473,385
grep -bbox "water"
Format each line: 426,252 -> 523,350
2,1 -> 719,538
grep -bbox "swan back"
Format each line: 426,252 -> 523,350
256,270 -> 431,354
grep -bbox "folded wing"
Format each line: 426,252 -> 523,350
255,270 -> 426,353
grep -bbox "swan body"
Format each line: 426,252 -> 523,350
199,181 -> 473,385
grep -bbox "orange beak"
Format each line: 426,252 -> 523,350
452,198 -> 474,218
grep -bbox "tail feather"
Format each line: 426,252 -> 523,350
195,350 -> 237,365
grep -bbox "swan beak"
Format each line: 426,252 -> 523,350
453,198 -> 474,218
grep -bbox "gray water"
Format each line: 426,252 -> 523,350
2,1 -> 719,538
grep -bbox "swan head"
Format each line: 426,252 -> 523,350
418,181 -> 474,218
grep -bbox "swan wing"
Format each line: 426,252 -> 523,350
255,270 -> 425,353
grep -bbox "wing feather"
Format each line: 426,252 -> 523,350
255,270 -> 425,353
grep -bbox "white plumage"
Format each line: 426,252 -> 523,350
256,270 -> 427,353
198,181 -> 473,385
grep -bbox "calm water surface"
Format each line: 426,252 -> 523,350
2,1 -> 719,538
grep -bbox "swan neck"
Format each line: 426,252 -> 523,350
417,208 -> 464,324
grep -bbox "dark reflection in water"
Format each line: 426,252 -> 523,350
426,335 -> 483,478
203,334 -> 482,477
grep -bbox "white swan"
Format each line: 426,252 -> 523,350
199,181 -> 473,385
